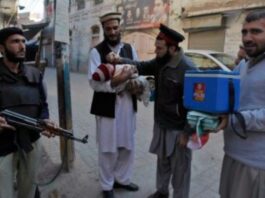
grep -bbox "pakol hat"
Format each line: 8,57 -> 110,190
157,24 -> 184,45
100,12 -> 122,24
0,27 -> 24,45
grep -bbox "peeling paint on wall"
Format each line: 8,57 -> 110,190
183,0 -> 265,16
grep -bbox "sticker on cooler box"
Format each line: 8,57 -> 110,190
193,83 -> 205,101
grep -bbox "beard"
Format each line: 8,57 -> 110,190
155,50 -> 172,65
4,47 -> 25,63
244,41 -> 265,58
104,33 -> 121,46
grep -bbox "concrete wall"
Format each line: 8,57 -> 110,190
224,11 -> 246,56
181,0 -> 265,56
182,0 -> 265,16
69,1 -> 116,72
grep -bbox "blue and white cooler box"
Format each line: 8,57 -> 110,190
183,70 -> 240,114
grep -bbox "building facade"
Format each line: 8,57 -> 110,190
69,0 -> 265,73
0,0 -> 19,28
69,0 -> 114,72
181,0 -> 265,55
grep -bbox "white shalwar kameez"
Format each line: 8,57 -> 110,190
88,43 -> 138,190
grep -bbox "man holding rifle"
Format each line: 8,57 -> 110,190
0,27 -> 56,198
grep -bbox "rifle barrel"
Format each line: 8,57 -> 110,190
2,110 -> 38,125
7,119 -> 43,131
0,109 -> 89,144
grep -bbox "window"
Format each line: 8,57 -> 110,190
185,53 -> 221,70
211,53 -> 235,70
91,25 -> 100,47
94,0 -> 103,5
76,0 -> 85,10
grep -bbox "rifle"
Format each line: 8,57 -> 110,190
0,109 -> 88,144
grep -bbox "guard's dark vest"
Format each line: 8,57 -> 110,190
0,62 -> 42,156
90,41 -> 137,118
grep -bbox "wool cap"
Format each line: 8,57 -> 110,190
100,12 -> 122,24
92,63 -> 115,81
157,24 -> 184,45
0,27 -> 24,44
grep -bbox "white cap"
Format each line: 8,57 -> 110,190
100,12 -> 122,24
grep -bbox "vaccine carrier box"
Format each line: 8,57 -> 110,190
183,70 -> 240,113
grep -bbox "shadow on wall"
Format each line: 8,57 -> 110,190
123,31 -> 156,60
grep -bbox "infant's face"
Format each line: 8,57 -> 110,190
115,64 -> 137,75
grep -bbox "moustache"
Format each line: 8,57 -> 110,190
243,41 -> 255,47
18,51 -> 25,54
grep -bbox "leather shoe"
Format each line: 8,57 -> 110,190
113,182 -> 139,191
103,190 -> 115,198
147,191 -> 169,198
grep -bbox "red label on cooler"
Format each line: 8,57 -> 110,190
193,83 -> 205,101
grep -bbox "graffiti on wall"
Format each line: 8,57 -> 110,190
117,0 -> 170,29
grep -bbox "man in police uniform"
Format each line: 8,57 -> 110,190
0,27 -> 55,198
107,24 -> 195,198
88,12 -> 139,198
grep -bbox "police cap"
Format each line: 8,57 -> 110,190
157,24 -> 184,45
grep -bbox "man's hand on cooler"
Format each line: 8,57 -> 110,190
216,115 -> 228,131
206,114 -> 228,133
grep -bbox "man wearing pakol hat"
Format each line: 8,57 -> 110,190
88,12 -> 139,198
107,24 -> 196,198
0,27 -> 56,198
